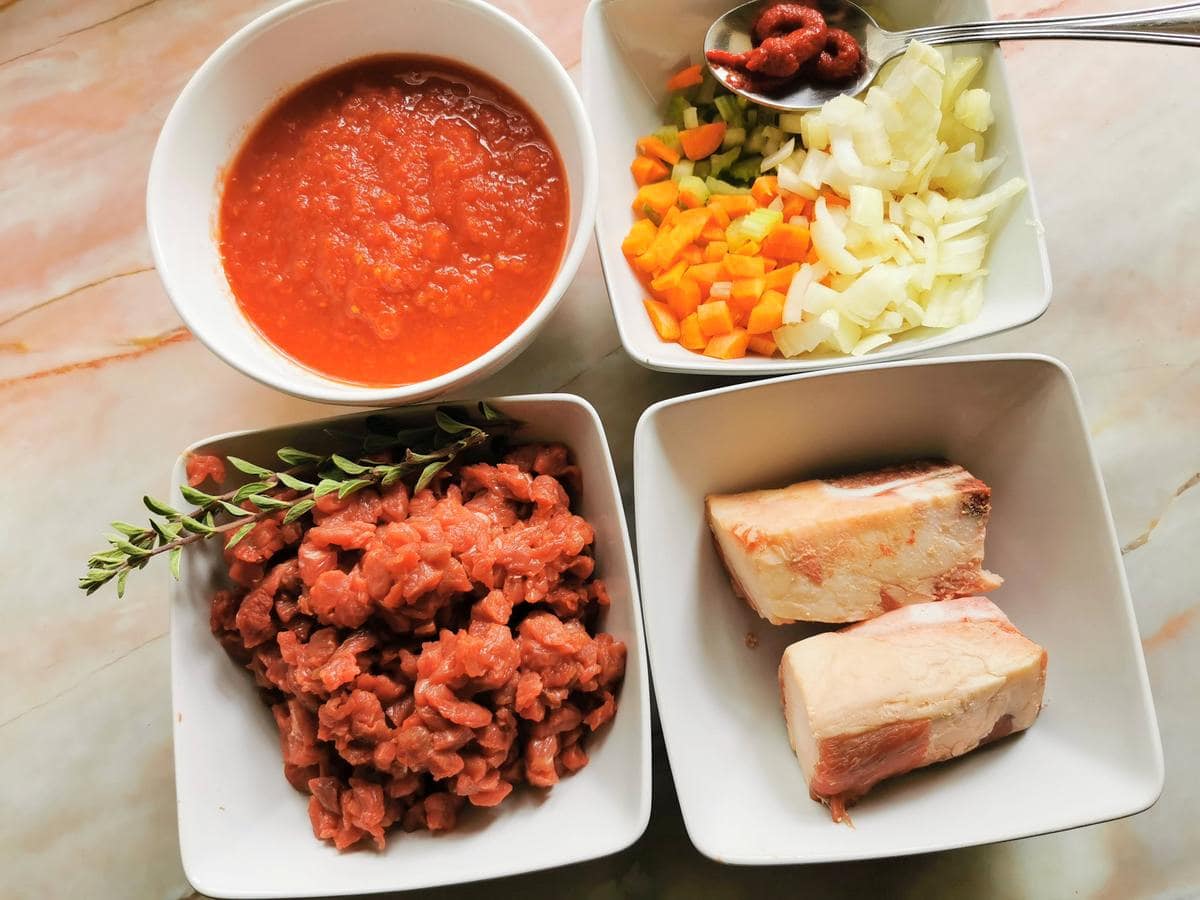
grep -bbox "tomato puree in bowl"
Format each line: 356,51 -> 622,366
218,56 -> 568,386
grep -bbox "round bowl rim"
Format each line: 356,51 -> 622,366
146,0 -> 598,405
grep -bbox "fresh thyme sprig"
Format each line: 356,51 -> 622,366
81,403 -> 514,598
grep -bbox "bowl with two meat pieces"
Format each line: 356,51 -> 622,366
171,395 -> 649,898
634,354 -> 1162,864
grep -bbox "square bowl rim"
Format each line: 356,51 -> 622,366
633,352 -> 1164,864
170,392 -> 652,896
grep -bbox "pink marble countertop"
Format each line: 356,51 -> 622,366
2,1 -> 1197,897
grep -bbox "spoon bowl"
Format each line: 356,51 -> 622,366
706,0 -> 1200,111
704,0 -> 884,110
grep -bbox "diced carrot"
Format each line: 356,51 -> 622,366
708,194 -> 758,219
650,259 -> 689,292
704,241 -> 728,263
763,258 -> 777,272
709,203 -> 732,228
762,223 -> 811,262
667,63 -> 704,92
781,192 -> 808,220
685,262 -> 723,287
622,219 -> 658,258
751,175 -> 779,207
704,328 -> 750,359
748,333 -> 778,357
697,300 -> 734,336
821,189 -> 849,209
675,206 -> 712,240
747,290 -> 785,334
679,243 -> 704,265
644,299 -> 682,342
636,135 -> 681,166
723,254 -> 766,278
633,181 -> 679,219
667,278 -> 702,319
730,278 -> 765,311
805,244 -> 821,265
679,188 -> 707,210
700,223 -> 727,243
679,313 -> 706,350
679,122 -> 727,161
631,155 -> 670,186
764,262 -> 799,291
732,240 -> 760,257
636,207 -> 705,273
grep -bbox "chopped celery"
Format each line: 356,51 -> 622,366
729,155 -> 764,183
678,175 -> 710,207
727,208 -> 783,249
709,147 -> 741,178
778,112 -> 806,133
692,159 -> 712,179
761,126 -> 785,158
667,95 -> 690,129
653,125 -> 682,153
713,94 -> 743,128
757,109 -> 778,128
683,106 -> 700,130
695,74 -> 718,106
745,125 -> 766,154
722,126 -> 746,150
706,176 -> 752,196
671,159 -> 695,182
745,108 -> 759,129
735,95 -> 750,109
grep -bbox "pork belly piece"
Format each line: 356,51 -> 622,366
779,597 -> 1047,822
706,460 -> 1002,624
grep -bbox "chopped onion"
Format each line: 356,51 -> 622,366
761,137 -> 796,173
752,41 -> 1026,359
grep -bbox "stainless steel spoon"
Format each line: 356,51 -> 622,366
705,1 -> 1200,111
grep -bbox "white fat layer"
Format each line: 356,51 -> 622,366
707,465 -> 999,624
781,597 -> 1046,741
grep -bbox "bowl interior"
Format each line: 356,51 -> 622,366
171,396 -> 649,897
583,0 -> 1050,375
634,356 -> 1161,863
149,0 -> 595,404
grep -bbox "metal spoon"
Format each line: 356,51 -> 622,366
705,1 -> 1200,111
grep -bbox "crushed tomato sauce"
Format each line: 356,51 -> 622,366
209,443 -> 625,850
219,56 -> 568,386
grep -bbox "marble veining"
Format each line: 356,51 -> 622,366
1,0 -> 1196,898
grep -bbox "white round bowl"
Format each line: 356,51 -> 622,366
147,0 -> 597,405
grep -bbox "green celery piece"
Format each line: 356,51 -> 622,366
653,125 -> 682,152
667,95 -> 690,130
729,155 -> 764,183
709,147 -> 741,178
671,159 -> 695,182
713,94 -> 743,128
705,176 -> 752,196
721,126 -> 746,151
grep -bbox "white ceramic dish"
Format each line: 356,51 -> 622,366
170,395 -> 649,898
634,355 -> 1162,864
583,0 -> 1051,375
148,0 -> 597,405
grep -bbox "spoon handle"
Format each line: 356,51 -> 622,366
899,2 -> 1200,48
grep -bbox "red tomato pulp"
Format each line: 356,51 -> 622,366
219,56 -> 569,385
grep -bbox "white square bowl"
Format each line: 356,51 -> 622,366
633,355 -> 1162,864
170,395 -> 650,898
583,0 -> 1051,375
